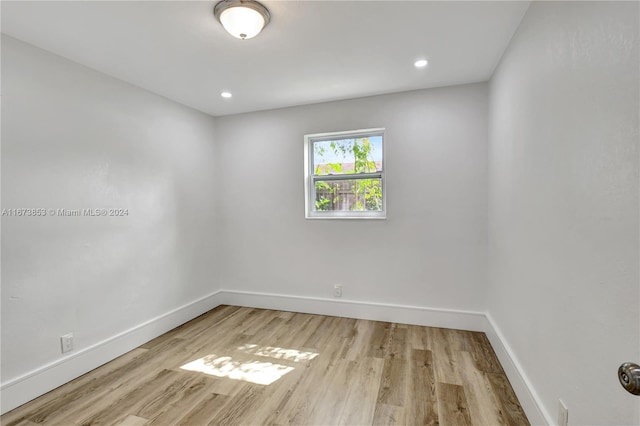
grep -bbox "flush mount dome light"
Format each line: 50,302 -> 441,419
214,0 -> 271,40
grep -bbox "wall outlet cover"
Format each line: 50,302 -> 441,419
61,333 -> 74,353
333,285 -> 342,297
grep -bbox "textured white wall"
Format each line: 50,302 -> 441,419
214,84 -> 488,311
1,36 -> 218,383
488,2 -> 639,424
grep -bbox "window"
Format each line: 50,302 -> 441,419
304,128 -> 385,219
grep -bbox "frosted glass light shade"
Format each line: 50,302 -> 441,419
221,7 -> 264,39
214,1 -> 271,40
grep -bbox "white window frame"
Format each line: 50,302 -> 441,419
304,128 -> 386,219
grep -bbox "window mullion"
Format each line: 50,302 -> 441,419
312,173 -> 382,182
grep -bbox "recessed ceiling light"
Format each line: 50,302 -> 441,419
221,91 -> 233,98
414,59 -> 428,68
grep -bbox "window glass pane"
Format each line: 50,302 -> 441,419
312,136 -> 382,176
314,178 -> 383,212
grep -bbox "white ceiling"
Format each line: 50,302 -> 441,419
1,1 -> 530,116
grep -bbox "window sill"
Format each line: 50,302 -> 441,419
305,213 -> 387,220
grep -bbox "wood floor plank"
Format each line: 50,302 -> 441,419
138,306 -> 241,350
179,309 -> 258,357
272,335 -> 350,425
406,349 -> 438,425
487,372 -> 530,425
3,420 -> 40,426
342,320 -> 375,361
135,372 -> 219,420
171,305 -> 243,341
387,326 -> 409,360
470,331 -> 504,374
236,357 -> 307,425
302,315 -> 341,350
24,337 -> 187,425
236,308 -> 275,336
143,375 -> 227,425
334,316 -> 358,339
338,357 -> 384,425
436,382 -> 472,426
0,348 -> 148,426
117,414 -> 149,426
445,329 -> 475,353
372,403 -> 406,425
75,369 -> 185,425
304,358 -> 360,424
408,324 -> 431,351
365,321 -> 393,359
173,393 -> 229,425
1,306 -> 528,426
281,314 -> 326,348
457,350 -> 506,425
431,327 -> 464,385
277,310 -> 296,320
169,369 -> 247,398
207,383 -> 265,425
376,356 -> 407,407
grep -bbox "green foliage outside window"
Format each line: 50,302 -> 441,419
313,138 -> 383,212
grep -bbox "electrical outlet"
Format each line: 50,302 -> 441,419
333,284 -> 342,297
61,333 -> 74,353
558,399 -> 568,426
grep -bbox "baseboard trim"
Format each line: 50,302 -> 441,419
217,289 -> 487,331
484,313 -> 553,425
0,290 -> 224,415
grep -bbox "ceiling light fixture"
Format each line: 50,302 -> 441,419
221,91 -> 233,98
414,59 -> 429,68
214,0 -> 271,40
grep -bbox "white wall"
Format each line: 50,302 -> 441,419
1,36 -> 218,408
214,84 -> 488,312
488,2 -> 639,424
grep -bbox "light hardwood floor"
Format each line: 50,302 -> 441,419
1,306 -> 529,425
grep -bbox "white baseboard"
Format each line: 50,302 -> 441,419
217,289 -> 487,331
1,288 -> 549,426
0,290 -> 224,415
484,313 -> 553,425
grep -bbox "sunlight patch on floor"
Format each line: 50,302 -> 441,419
237,344 -> 319,363
180,354 -> 294,385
